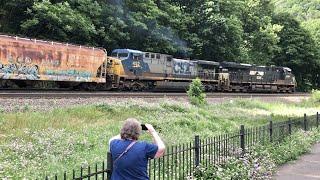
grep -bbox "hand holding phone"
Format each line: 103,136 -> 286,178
141,124 -> 148,131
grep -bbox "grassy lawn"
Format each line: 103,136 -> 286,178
0,97 -> 319,178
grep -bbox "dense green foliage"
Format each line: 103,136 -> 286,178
0,0 -> 319,90
187,78 -> 206,106
194,129 -> 320,179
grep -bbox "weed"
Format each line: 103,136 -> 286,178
194,129 -> 320,179
187,78 -> 206,106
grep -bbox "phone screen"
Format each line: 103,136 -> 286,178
141,124 -> 148,130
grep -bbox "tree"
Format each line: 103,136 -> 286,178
193,0 -> 245,62
21,0 -> 100,45
0,0 -> 35,34
272,13 -> 319,90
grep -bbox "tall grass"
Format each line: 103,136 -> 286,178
0,98 -> 319,178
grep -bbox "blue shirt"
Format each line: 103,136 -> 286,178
110,139 -> 158,180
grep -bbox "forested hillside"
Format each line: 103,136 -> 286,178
273,0 -> 320,46
0,0 -> 319,90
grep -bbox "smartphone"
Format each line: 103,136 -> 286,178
141,124 -> 148,131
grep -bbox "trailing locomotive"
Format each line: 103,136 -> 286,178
0,34 -> 296,92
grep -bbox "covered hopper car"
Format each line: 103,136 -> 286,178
0,35 -> 296,92
0,34 -> 111,89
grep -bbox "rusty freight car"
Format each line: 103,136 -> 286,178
0,35 -> 108,89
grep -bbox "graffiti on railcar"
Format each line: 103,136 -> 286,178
45,70 -> 92,78
173,59 -> 195,75
41,59 -> 61,67
0,54 -> 40,80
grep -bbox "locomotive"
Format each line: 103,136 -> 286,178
0,34 -> 296,92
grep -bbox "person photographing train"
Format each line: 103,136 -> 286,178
109,118 -> 165,180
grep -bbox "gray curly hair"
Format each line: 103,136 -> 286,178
121,118 -> 142,140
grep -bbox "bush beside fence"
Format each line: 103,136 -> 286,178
45,112 -> 319,179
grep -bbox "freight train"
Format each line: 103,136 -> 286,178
0,34 -> 296,92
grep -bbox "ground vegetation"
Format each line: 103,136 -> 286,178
194,129 -> 320,179
0,97 -> 319,178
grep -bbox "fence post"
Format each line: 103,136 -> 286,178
107,152 -> 112,180
317,112 -> 319,128
288,118 -> 292,135
304,113 -> 307,131
269,121 -> 273,142
240,125 -> 245,156
194,135 -> 200,167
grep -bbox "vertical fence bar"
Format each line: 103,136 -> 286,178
269,121 -> 273,142
155,154 -> 157,180
95,163 -> 98,180
189,142 -> 192,174
158,156 -> 161,180
162,152 -> 165,180
107,152 -> 112,180
102,161 -> 105,180
218,135 -> 221,163
88,166 -> 91,180
167,148 -> 170,179
194,135 -> 200,168
317,112 -> 319,128
170,146 -> 173,179
240,125 -> 245,156
174,146 -> 177,180
213,137 -> 216,164
288,118 -> 292,135
80,167 -> 83,179
304,113 -> 307,131
182,144 -> 185,179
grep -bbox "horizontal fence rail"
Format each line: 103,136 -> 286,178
45,112 -> 319,179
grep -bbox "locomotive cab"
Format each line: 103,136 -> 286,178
111,49 -> 148,77
283,67 -> 296,87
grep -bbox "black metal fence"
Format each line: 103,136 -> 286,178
46,112 -> 319,179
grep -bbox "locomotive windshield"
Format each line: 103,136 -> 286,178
111,52 -> 117,57
111,52 -> 129,60
133,54 -> 143,61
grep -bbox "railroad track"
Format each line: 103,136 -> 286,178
0,91 -> 310,99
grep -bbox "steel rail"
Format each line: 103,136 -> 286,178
0,91 -> 310,99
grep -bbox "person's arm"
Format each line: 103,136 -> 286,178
145,124 -> 165,158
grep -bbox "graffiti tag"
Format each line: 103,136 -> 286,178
173,60 -> 193,75
0,61 -> 40,80
45,70 -> 92,78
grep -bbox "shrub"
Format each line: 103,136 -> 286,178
193,146 -> 276,180
193,129 -> 320,179
265,129 -> 320,165
187,78 -> 206,106
310,89 -> 320,104
301,89 -> 320,107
